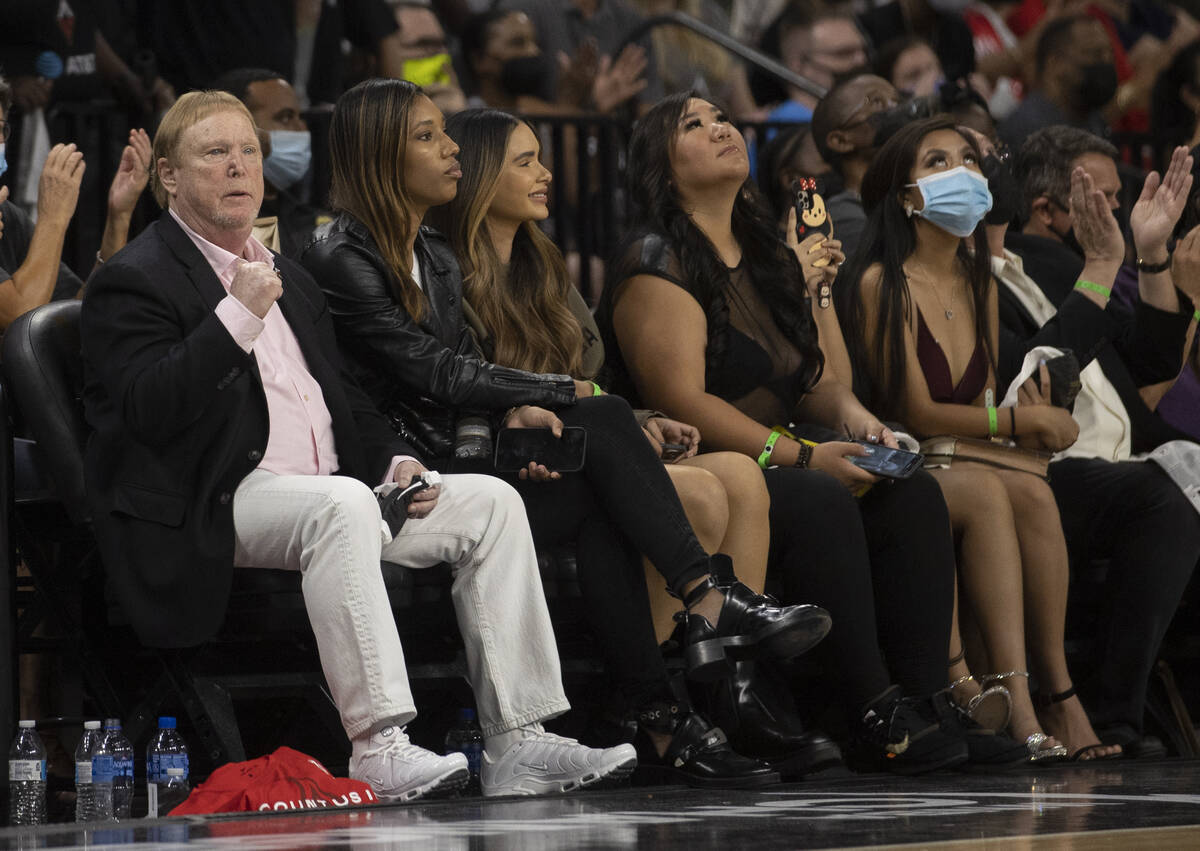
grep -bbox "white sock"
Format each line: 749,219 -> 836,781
352,720 -> 409,761
484,722 -> 545,760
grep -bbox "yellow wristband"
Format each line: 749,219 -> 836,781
591,381 -> 604,396
1075,280 -> 1111,299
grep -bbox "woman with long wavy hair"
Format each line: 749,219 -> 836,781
836,115 -> 1120,761
596,91 -> 975,774
425,106 -> 840,776
299,78 -> 834,787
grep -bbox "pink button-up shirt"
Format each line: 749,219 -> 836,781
172,209 -> 339,477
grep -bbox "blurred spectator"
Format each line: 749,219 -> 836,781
500,0 -> 659,114
634,0 -> 759,119
460,8 -> 550,110
875,36 -> 944,98
0,74 -> 151,327
857,0 -> 977,86
761,4 -> 868,123
1151,42 -> 1200,172
810,73 -> 901,256
143,0 -> 399,107
380,1 -> 468,114
213,68 -> 333,256
998,14 -> 1115,146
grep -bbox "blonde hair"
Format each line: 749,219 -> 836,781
329,78 -> 428,321
151,90 -> 256,207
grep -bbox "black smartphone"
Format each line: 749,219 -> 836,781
660,442 -> 687,462
495,427 -> 588,473
845,442 -> 924,479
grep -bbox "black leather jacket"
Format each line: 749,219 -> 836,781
300,214 -> 577,461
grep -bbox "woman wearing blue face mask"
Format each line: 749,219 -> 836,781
838,116 -> 1121,762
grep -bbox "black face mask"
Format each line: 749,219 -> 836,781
500,54 -> 553,98
1077,62 -> 1118,111
1049,204 -> 1127,257
982,153 -> 1020,226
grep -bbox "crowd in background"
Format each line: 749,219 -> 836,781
2,0 -> 1200,795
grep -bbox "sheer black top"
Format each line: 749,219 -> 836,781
596,231 -> 823,428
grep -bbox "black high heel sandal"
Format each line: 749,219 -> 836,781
679,556 -> 832,681
1033,685 -> 1124,762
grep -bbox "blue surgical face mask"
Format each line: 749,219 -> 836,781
263,129 -> 311,190
905,165 -> 992,238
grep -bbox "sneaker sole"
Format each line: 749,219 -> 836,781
482,753 -> 638,797
375,765 -> 471,803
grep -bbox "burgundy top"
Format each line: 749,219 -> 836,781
915,308 -> 988,404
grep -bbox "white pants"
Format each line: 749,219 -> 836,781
232,469 -> 570,738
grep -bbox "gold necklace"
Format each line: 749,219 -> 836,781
905,259 -> 957,320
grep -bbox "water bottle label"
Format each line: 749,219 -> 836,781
9,759 -> 44,781
464,742 -> 482,775
92,754 -> 114,782
165,754 -> 188,776
75,760 -> 93,784
113,757 -> 134,779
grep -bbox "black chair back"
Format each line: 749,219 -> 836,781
1,301 -> 89,525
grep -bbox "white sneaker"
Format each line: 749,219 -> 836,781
480,730 -> 637,797
349,725 -> 470,802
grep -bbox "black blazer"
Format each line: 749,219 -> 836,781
81,211 -> 414,648
1000,232 -> 1194,454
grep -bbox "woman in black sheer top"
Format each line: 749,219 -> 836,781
596,91 -> 970,774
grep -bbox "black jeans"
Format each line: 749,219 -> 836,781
1049,457 -> 1200,733
505,394 -> 712,700
763,466 -> 956,708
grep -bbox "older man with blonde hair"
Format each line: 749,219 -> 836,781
81,90 -> 635,800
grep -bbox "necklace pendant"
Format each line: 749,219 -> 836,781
945,309 -> 954,320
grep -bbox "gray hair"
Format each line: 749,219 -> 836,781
1016,125 -> 1118,220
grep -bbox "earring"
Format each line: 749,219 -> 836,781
904,201 -> 914,217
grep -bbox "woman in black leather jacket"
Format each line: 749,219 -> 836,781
299,78 -> 831,787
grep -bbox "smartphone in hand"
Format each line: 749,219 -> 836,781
495,427 -> 588,473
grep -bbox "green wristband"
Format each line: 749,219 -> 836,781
987,405 -> 998,438
591,381 -> 604,396
758,429 -> 782,469
1075,279 -> 1112,299
1193,309 -> 1200,323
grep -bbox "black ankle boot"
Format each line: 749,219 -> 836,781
705,658 -> 842,779
849,685 -> 969,775
630,698 -> 782,789
680,556 -> 832,681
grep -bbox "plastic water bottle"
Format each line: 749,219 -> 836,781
157,767 -> 189,815
90,724 -> 115,822
101,719 -> 134,820
443,707 -> 483,795
146,717 -> 188,818
8,720 -> 46,825
75,720 -> 102,822
454,416 -> 493,462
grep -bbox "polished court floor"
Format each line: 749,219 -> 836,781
1,758 -> 1199,849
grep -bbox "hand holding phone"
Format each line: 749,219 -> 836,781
844,442 -> 923,479
495,427 -> 588,474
